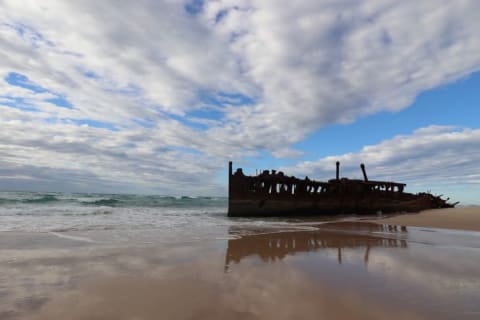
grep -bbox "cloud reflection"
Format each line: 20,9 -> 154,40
225,222 -> 408,269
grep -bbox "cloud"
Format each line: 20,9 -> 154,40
281,126 -> 480,197
0,118 -> 231,195
205,0 -> 480,136
0,1 -> 479,194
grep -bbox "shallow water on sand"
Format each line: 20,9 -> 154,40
1,220 -> 480,319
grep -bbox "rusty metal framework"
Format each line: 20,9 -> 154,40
228,161 -> 456,217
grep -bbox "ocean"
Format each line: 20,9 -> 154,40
0,191 -> 232,233
2,191 -> 480,319
0,191 -> 309,243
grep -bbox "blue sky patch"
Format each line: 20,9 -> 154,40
381,29 -> 392,46
186,108 -> 224,121
6,72 -> 47,93
168,113 -> 208,130
75,66 -> 100,80
83,70 -> 99,79
6,72 -> 74,109
184,0 -> 204,15
215,9 -> 229,23
45,97 -> 73,109
0,96 -> 39,112
4,22 -> 54,48
132,118 -> 156,129
168,91 -> 255,130
294,71 -> 480,160
197,90 -> 255,107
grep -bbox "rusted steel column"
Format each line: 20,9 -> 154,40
336,161 -> 340,180
360,163 -> 368,182
228,161 -> 233,198
228,161 -> 232,216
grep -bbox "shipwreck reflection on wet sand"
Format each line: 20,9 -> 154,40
2,222 -> 480,319
220,221 -> 480,319
225,222 -> 408,269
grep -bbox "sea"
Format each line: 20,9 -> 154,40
0,191 -> 227,232
0,191 -> 307,243
2,191 -> 480,319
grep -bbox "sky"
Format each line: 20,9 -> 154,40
0,0 -> 479,204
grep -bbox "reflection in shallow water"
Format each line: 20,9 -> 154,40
2,222 -> 480,319
225,222 -> 408,269
221,222 -> 480,319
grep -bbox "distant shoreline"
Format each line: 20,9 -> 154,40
368,207 -> 480,232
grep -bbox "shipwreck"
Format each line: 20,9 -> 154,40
228,161 -> 456,217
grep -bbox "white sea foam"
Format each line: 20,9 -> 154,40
0,191 -> 232,233
0,192 -> 333,244
48,232 -> 95,243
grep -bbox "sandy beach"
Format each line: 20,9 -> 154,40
368,207 -> 480,231
1,0 -> 479,319
1,219 -> 480,320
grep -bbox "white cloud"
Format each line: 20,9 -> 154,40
281,126 -> 480,203
0,1 -> 479,194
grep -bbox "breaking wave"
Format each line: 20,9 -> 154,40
82,199 -> 120,206
0,192 -> 227,208
0,194 -> 60,204
0,191 -> 229,233
22,195 -> 60,204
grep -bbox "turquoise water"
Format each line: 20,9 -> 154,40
0,191 -> 230,232
0,191 -> 227,207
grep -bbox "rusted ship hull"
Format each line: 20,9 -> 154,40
229,196 -> 446,217
228,161 -> 455,217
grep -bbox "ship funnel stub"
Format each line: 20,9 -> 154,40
360,163 -> 368,182
336,161 -> 340,180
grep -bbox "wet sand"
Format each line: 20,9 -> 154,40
368,207 -> 480,231
1,221 -> 480,319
